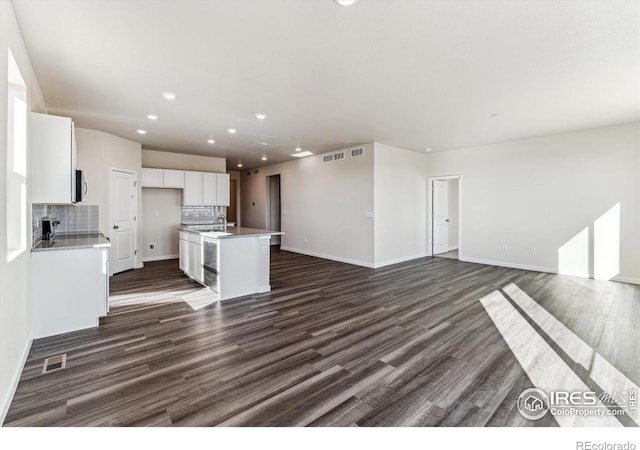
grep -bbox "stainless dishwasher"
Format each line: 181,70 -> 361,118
203,237 -> 219,292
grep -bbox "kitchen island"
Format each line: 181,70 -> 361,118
178,226 -> 284,301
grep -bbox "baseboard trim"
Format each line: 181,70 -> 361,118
0,337 -> 32,425
142,254 -> 179,263
447,246 -> 459,252
612,276 -> 640,285
373,253 -> 429,269
458,257 -> 556,274
280,246 -> 375,268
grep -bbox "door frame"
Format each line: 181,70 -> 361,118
427,174 -> 462,257
265,174 -> 282,245
109,167 -> 139,275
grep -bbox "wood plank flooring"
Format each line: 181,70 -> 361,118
4,249 -> 639,426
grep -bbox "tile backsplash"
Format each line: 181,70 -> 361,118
32,204 -> 100,245
181,206 -> 227,225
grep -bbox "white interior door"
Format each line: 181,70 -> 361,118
110,169 -> 136,274
433,180 -> 449,255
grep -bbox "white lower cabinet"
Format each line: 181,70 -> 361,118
179,232 -> 189,272
181,232 -> 204,284
31,247 -> 109,339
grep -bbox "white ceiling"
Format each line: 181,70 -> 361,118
13,0 -> 640,169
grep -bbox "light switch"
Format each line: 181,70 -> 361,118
365,211 -> 374,218
154,211 -> 160,217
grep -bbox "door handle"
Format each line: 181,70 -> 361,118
113,225 -> 119,230
445,219 -> 450,222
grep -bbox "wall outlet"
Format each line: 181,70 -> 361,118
149,243 -> 156,250
502,244 -> 509,252
408,240 -> 412,248
303,236 -> 308,244
154,211 -> 160,217
530,247 -> 536,255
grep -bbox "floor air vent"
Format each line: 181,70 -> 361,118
42,354 -> 67,374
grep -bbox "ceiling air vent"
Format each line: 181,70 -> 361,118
333,152 -> 345,161
323,154 -> 334,163
351,147 -> 364,158
246,171 -> 252,176
253,169 -> 260,175
42,354 -> 67,374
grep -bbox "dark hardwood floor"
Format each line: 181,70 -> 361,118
4,249 -> 639,426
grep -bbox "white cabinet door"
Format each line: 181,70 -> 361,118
184,171 -> 203,205
188,241 -> 197,278
163,169 -> 185,188
193,243 -> 203,283
216,173 -> 230,206
31,113 -> 75,204
141,168 -> 163,187
203,172 -> 217,206
179,238 -> 189,272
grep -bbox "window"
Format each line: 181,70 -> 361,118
6,48 -> 27,262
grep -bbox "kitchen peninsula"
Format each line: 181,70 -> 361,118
178,226 -> 284,301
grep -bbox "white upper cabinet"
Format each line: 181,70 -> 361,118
163,169 -> 185,188
166,170 -> 228,206
216,173 -> 230,206
202,172 -> 217,206
31,112 -> 77,204
141,168 -> 163,187
141,168 -> 185,189
183,171 -> 203,205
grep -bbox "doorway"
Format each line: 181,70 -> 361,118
109,169 -> 137,274
428,175 -> 461,260
266,174 -> 281,246
227,179 -> 238,223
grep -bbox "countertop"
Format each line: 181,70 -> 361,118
32,233 -> 111,252
178,225 -> 284,240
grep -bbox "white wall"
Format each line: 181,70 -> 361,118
242,143 -> 375,267
0,0 -> 47,424
447,179 -> 459,250
373,143 -> 429,267
141,188 -> 182,261
426,122 -> 640,282
75,128 -> 142,269
142,149 -> 226,173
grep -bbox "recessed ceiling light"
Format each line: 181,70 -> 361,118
261,142 -> 269,146
295,146 -> 302,152
237,161 -> 243,168
490,113 -> 503,118
228,128 -> 237,134
162,92 -> 176,100
334,0 -> 358,6
261,154 -> 268,161
255,113 -> 267,120
207,138 -> 216,144
136,129 -> 147,135
146,114 -> 158,120
424,148 -> 431,152
291,151 -> 313,158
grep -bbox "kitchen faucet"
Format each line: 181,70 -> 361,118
213,214 -> 227,230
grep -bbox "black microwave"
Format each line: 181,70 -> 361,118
73,170 -> 87,203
